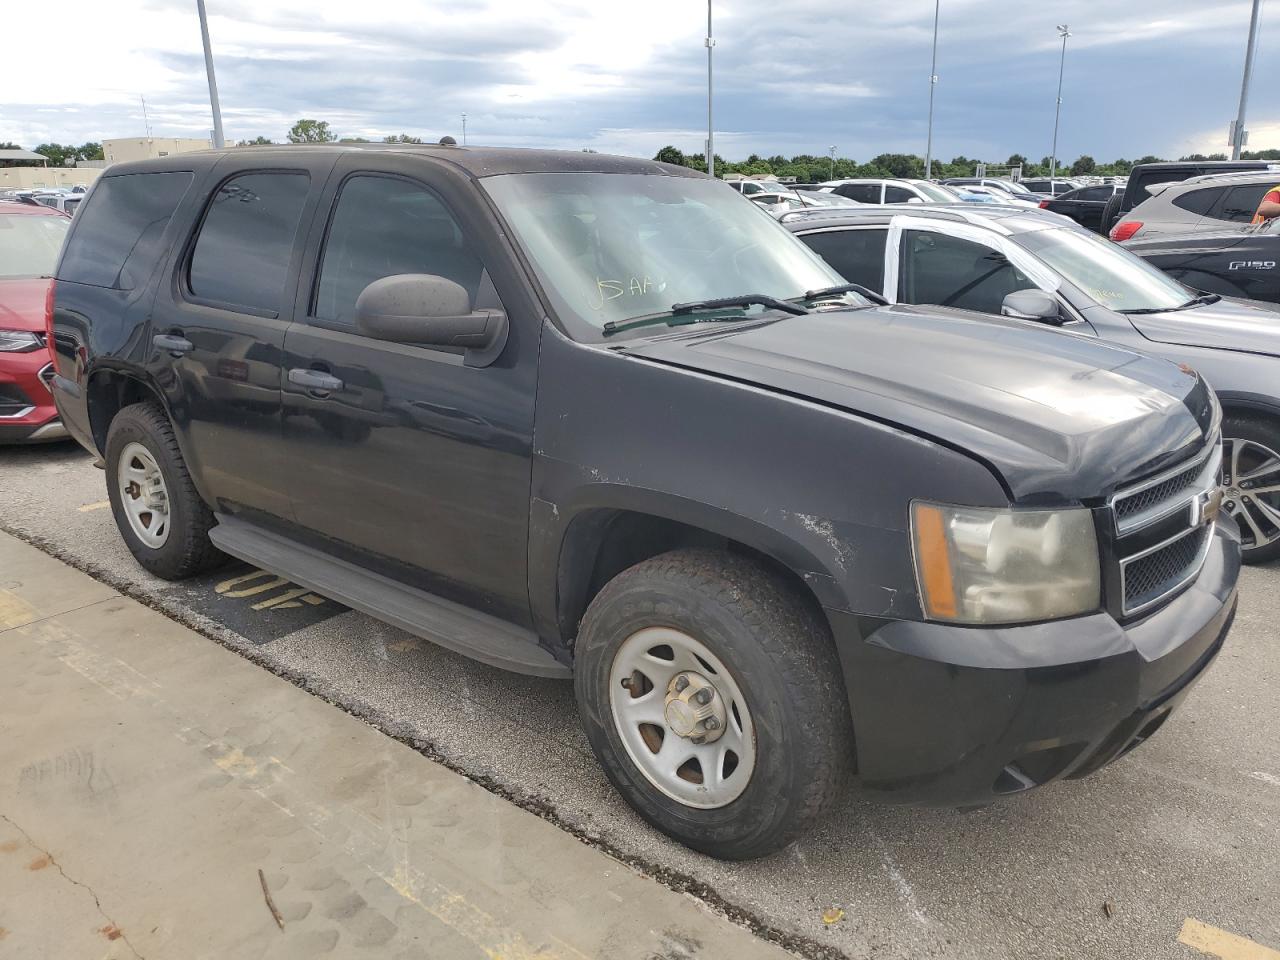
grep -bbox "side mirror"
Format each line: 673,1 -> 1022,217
355,274 -> 508,367
1001,289 -> 1063,325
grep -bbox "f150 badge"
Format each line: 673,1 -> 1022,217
1228,260 -> 1276,270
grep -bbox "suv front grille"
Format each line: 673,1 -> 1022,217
1110,437 -> 1222,618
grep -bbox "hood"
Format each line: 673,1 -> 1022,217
0,277 -> 52,332
620,305 -> 1216,503
1127,296 -> 1280,359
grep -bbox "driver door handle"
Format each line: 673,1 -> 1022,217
153,333 -> 193,355
288,367 -> 344,393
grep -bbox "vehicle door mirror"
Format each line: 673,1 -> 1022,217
1001,289 -> 1063,325
355,274 -> 509,367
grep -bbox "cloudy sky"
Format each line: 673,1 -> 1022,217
2,0 -> 1276,163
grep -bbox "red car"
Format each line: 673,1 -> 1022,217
0,200 -> 71,442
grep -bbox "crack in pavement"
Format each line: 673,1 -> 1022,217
0,811 -> 145,959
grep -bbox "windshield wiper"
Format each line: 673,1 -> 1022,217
601,294 -> 808,337
1119,293 -> 1222,315
795,283 -> 889,307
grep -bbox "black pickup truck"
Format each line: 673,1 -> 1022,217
49,145 -> 1239,859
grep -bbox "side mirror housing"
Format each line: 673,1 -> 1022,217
1001,288 -> 1063,325
355,274 -> 508,367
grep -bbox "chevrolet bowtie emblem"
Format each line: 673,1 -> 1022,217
1192,487 -> 1224,527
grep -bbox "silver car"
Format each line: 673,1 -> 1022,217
1111,171 -> 1280,242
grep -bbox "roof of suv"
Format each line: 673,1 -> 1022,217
779,203 -> 1063,236
98,143 -> 702,180
1161,170 -> 1280,190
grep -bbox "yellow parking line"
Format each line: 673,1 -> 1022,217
1179,919 -> 1280,959
77,500 -> 111,512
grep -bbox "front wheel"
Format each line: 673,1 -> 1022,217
574,549 -> 854,860
1222,413 -> 1280,564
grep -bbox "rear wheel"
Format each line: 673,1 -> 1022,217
105,402 -> 227,579
574,548 -> 854,860
1222,413 -> 1280,564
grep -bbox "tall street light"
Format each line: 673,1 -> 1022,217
829,146 -> 836,181
1231,0 -> 1262,160
1049,24 -> 1070,187
924,0 -> 940,180
196,0 -> 225,149
706,1 -> 715,178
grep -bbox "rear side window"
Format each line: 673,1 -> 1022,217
1172,187 -> 1222,216
1214,183 -> 1274,223
1077,186 -> 1114,201
833,184 -> 880,203
188,172 -> 310,315
58,172 -> 193,289
884,185 -> 916,204
800,229 -> 887,292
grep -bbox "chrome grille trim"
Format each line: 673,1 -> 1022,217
1111,441 -> 1222,536
1110,434 -> 1223,618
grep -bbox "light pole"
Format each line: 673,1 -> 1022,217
196,0 -> 225,148
1049,24 -> 1070,188
706,1 -> 715,178
829,146 -> 836,181
462,113 -> 468,146
1231,0 -> 1262,160
924,0 -> 940,180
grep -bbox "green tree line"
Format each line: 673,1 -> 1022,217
653,145 -> 1280,182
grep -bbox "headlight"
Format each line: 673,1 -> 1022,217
0,330 -> 42,353
911,501 -> 1101,625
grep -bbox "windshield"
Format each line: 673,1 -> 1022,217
914,182 -> 960,203
483,173 -> 851,340
1016,226 -> 1191,312
0,212 -> 69,279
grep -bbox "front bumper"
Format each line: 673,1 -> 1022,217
830,521 -> 1240,807
0,352 -> 65,444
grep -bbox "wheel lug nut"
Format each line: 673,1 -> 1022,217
703,716 -> 720,730
690,735 -> 706,745
694,688 -> 713,705
674,676 -> 689,692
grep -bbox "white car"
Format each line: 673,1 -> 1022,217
817,178 -> 960,205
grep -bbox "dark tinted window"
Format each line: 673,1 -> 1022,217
800,229 -> 887,291
1215,183 -> 1275,223
314,175 -> 484,325
58,172 -> 193,289
1172,187 -> 1222,216
899,230 -> 1036,314
884,185 -> 915,204
188,172 -> 310,314
833,183 -> 880,203
1077,186 -> 1114,201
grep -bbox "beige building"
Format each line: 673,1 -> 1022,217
0,165 -> 101,190
103,137 -> 211,164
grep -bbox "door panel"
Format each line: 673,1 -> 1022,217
280,167 -> 538,624
151,156 -> 334,519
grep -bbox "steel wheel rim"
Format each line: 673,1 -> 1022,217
1223,436 -> 1280,551
117,441 -> 171,549
609,626 -> 757,809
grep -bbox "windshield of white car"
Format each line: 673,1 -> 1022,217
483,173 -> 860,341
1016,226 -> 1192,313
913,182 -> 960,203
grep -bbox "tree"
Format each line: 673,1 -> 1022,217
382,133 -> 423,144
653,145 -> 686,166
287,119 -> 337,143
0,141 -> 22,151
237,136 -> 273,146
78,142 -> 103,161
1069,155 -> 1096,175
34,143 -> 75,165
339,137 -> 371,143
1007,153 -> 1028,169
869,153 -> 923,179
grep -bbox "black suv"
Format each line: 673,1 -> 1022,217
49,145 -> 1239,859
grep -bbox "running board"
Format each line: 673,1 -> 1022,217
209,513 -> 571,679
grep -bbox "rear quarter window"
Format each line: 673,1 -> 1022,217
1172,187 -> 1222,216
57,172 -> 194,289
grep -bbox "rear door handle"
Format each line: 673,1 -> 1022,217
288,367 -> 344,393
153,334 -> 193,355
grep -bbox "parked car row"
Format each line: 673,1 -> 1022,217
1,144 -> 1263,863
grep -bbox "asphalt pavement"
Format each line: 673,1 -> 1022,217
2,439 -> 1278,960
